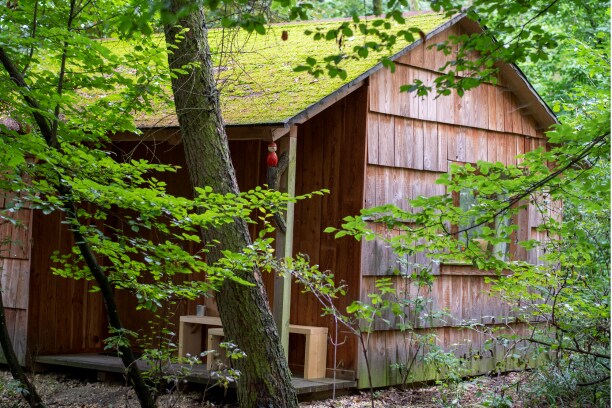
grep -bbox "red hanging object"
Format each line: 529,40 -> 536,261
267,142 -> 278,167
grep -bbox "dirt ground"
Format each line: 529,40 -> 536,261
0,368 -> 523,407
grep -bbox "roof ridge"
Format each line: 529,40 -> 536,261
260,11 -> 438,27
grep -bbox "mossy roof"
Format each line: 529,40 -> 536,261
121,13 -> 450,127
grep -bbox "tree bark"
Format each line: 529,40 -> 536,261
0,283 -> 46,408
163,5 -> 298,408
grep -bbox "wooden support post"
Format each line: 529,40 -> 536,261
273,125 -> 297,358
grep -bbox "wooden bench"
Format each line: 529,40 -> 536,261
178,315 -> 328,379
288,325 -> 328,380
178,315 -> 222,359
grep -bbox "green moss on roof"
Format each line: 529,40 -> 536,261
109,13 -> 450,127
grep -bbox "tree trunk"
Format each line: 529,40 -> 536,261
163,5 -> 298,408
0,283 -> 46,408
373,0 -> 383,15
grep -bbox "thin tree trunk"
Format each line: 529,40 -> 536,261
0,47 -> 156,408
373,0 -> 383,15
0,283 -> 46,408
163,5 -> 298,407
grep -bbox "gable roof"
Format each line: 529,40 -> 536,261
132,12 -> 449,128
101,12 -> 556,131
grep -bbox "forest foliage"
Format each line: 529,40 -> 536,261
0,0 -> 609,407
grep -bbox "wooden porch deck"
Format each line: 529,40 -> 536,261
35,354 -> 356,395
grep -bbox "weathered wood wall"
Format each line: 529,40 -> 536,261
26,137 -> 267,359
358,22 -> 549,387
0,193 -> 33,365
284,86 -> 368,378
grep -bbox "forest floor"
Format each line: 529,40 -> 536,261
0,367 -> 525,407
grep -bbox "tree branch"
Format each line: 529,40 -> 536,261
453,132 -> 609,236
527,338 -> 610,360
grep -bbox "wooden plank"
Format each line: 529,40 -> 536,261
417,79 -> 428,121
0,308 -> 27,365
394,117 -> 413,168
412,120 -> 424,170
359,331 -> 388,388
374,164 -> 387,207
302,114 -> 325,328
438,124 -> 457,161
502,89 -> 514,134
447,125 -> 465,162
487,133 -> 505,163
494,87 -> 506,132
436,123 -> 448,172
487,130 -> 498,163
514,202 -> 529,261
394,64 -> 411,118
35,353 -> 356,392
511,94 -> 523,134
363,166 -> 377,209
425,71 -> 438,122
369,68 -> 392,114
476,129 -> 488,162
468,276 -> 483,324
457,87 -> 473,128
433,28 -> 450,72
369,71 -> 381,113
1,259 -> 30,310
521,114 -> 537,137
487,84 -> 499,132
398,42 -> 424,66
465,127 -> 477,164
422,36 -> 437,71
361,228 -> 377,276
451,276 -> 463,325
440,275 -> 453,325
378,115 -> 395,167
507,134 -> 518,165
317,100 -> 342,368
289,127 -> 305,366
11,209 -> 32,259
273,127 -> 297,357
390,168 -> 404,209
396,169 -> 411,212
367,112 -> 379,165
436,91 -> 455,125
474,85 -> 489,129
498,132 -> 511,165
300,325 -> 328,379
226,126 -> 274,141
423,121 -> 438,171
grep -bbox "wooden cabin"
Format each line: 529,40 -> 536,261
0,12 -> 556,389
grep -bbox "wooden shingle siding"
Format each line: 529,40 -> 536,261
358,20 -> 550,388
360,272 -> 513,332
369,64 -> 538,135
367,114 -> 449,172
0,193 -> 34,365
289,86 -> 368,377
358,323 -> 527,388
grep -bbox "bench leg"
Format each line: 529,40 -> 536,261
303,332 -> 327,379
207,330 -> 227,370
178,322 -> 202,358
